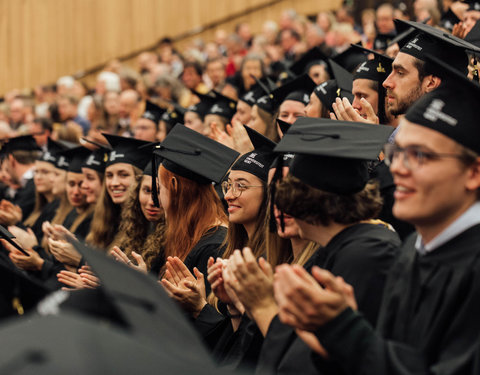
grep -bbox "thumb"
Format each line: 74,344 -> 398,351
193,267 -> 204,282
259,257 -> 273,278
26,228 -> 35,237
361,98 -> 378,124
131,251 -> 144,265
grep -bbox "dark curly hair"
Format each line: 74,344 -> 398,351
275,174 -> 383,226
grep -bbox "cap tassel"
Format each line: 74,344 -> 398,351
151,154 -> 160,208
268,156 -> 286,233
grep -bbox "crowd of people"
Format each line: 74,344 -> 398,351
1,0 -> 480,373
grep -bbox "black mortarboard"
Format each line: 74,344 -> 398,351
373,32 -> 396,52
274,117 -> 393,194
405,53 -> 480,154
103,134 -> 154,170
64,239 -> 226,375
82,147 -> 109,173
187,92 -> 217,119
270,74 -> 316,111
60,146 -> 93,174
154,125 -> 239,184
143,161 -> 153,176
313,60 -> 354,112
232,126 -> 277,183
239,77 -> 276,107
465,0 -> 480,11
465,20 -> 480,48
141,100 -> 165,126
351,44 -> 393,82
332,44 -> 368,73
0,135 -> 41,155
0,312 -> 226,374
397,19 -> 480,73
440,8 -> 462,31
243,124 -> 276,151
277,119 -> 291,135
0,225 -> 29,256
161,103 -> 187,129
290,47 -> 331,77
207,91 -> 237,120
389,22 -> 416,48
40,138 -> 69,165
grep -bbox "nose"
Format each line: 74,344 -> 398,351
352,97 -> 362,111
111,174 -> 120,186
224,185 -> 236,201
383,71 -> 394,90
389,150 -> 409,177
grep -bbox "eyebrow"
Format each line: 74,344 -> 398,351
229,177 -> 249,183
392,63 -> 407,72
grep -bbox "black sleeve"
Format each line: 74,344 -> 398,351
184,243 -> 223,296
193,303 -> 229,350
316,306 -> 478,375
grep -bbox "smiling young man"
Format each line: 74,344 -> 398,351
273,56 -> 480,374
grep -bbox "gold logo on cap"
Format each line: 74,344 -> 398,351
336,88 -> 341,97
104,153 -> 108,162
377,63 -> 385,73
229,102 -> 235,108
171,112 -> 177,118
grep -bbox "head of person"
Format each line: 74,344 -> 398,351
80,147 -> 108,205
3,135 -> 42,184
66,171 -> 88,209
184,94 -> 216,135
376,3 -> 395,35
247,104 -> 277,141
463,6 -> 480,34
118,90 -> 140,119
57,95 -> 79,122
205,57 -> 226,88
240,54 -> 265,90
154,125 -> 238,260
385,62 -> 480,239
133,100 -> 163,142
280,28 -> 301,53
9,98 -> 25,125
231,98 -> 252,125
103,91 -> 120,117
29,117 -> 53,148
382,25 -> 471,116
33,160 -> 56,196
181,61 -> 204,90
138,172 -> 163,222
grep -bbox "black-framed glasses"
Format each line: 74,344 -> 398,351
384,143 -> 468,170
221,181 -> 263,198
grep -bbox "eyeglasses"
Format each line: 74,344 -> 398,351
384,143 -> 468,171
221,181 -> 263,198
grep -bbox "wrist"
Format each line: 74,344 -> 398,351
192,300 -> 208,319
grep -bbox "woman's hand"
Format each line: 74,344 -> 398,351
4,243 -> 44,271
8,226 -> 38,249
207,257 -> 233,304
57,270 -> 86,290
0,200 -> 22,226
48,238 -> 81,267
110,246 -> 148,273
161,257 -> 207,317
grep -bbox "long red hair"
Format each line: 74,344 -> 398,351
160,165 -> 227,261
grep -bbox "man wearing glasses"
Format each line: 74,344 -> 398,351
273,55 -> 480,374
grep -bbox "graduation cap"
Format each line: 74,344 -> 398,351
161,103 -> 187,130
206,91 -> 237,120
62,239 -> 224,373
0,312 -> 227,374
239,77 -> 276,107
405,53 -> 480,154
59,146 -> 93,173
373,32 -> 396,52
232,126 -> 277,182
397,19 -> 480,73
270,74 -> 316,112
0,135 -> 41,155
0,225 -> 29,256
154,124 -> 239,185
103,134 -> 154,170
186,91 -> 217,119
81,147 -> 109,173
39,138 -> 69,165
465,0 -> 480,11
274,117 -> 394,194
465,20 -> 480,48
313,59 -> 354,112
143,161 -> 153,176
141,100 -> 165,126
440,8 -> 462,32
289,47 -> 331,77
332,44 -> 369,73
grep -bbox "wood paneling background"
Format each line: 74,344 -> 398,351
0,0 -> 341,97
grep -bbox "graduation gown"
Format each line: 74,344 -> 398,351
12,179 -> 35,221
184,226 -> 226,296
29,199 -> 60,243
256,223 -> 401,375
313,224 -> 480,375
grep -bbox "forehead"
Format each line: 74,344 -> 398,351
35,160 -> 55,170
135,118 -> 156,128
396,119 -> 460,152
66,172 -> 84,182
105,163 -> 133,174
392,52 -> 418,72
279,100 -> 305,112
228,169 -> 260,183
353,79 -> 377,95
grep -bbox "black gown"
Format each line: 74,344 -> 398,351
11,178 -> 36,221
29,199 -> 60,243
256,223 -> 401,375
313,224 -> 480,375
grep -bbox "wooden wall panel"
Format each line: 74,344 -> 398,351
0,0 -> 341,97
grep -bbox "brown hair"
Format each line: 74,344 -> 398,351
160,165 -> 227,263
23,189 -> 48,227
275,175 -> 383,226
115,175 -> 166,269
256,105 -> 279,142
10,150 -> 41,165
86,166 -> 142,249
